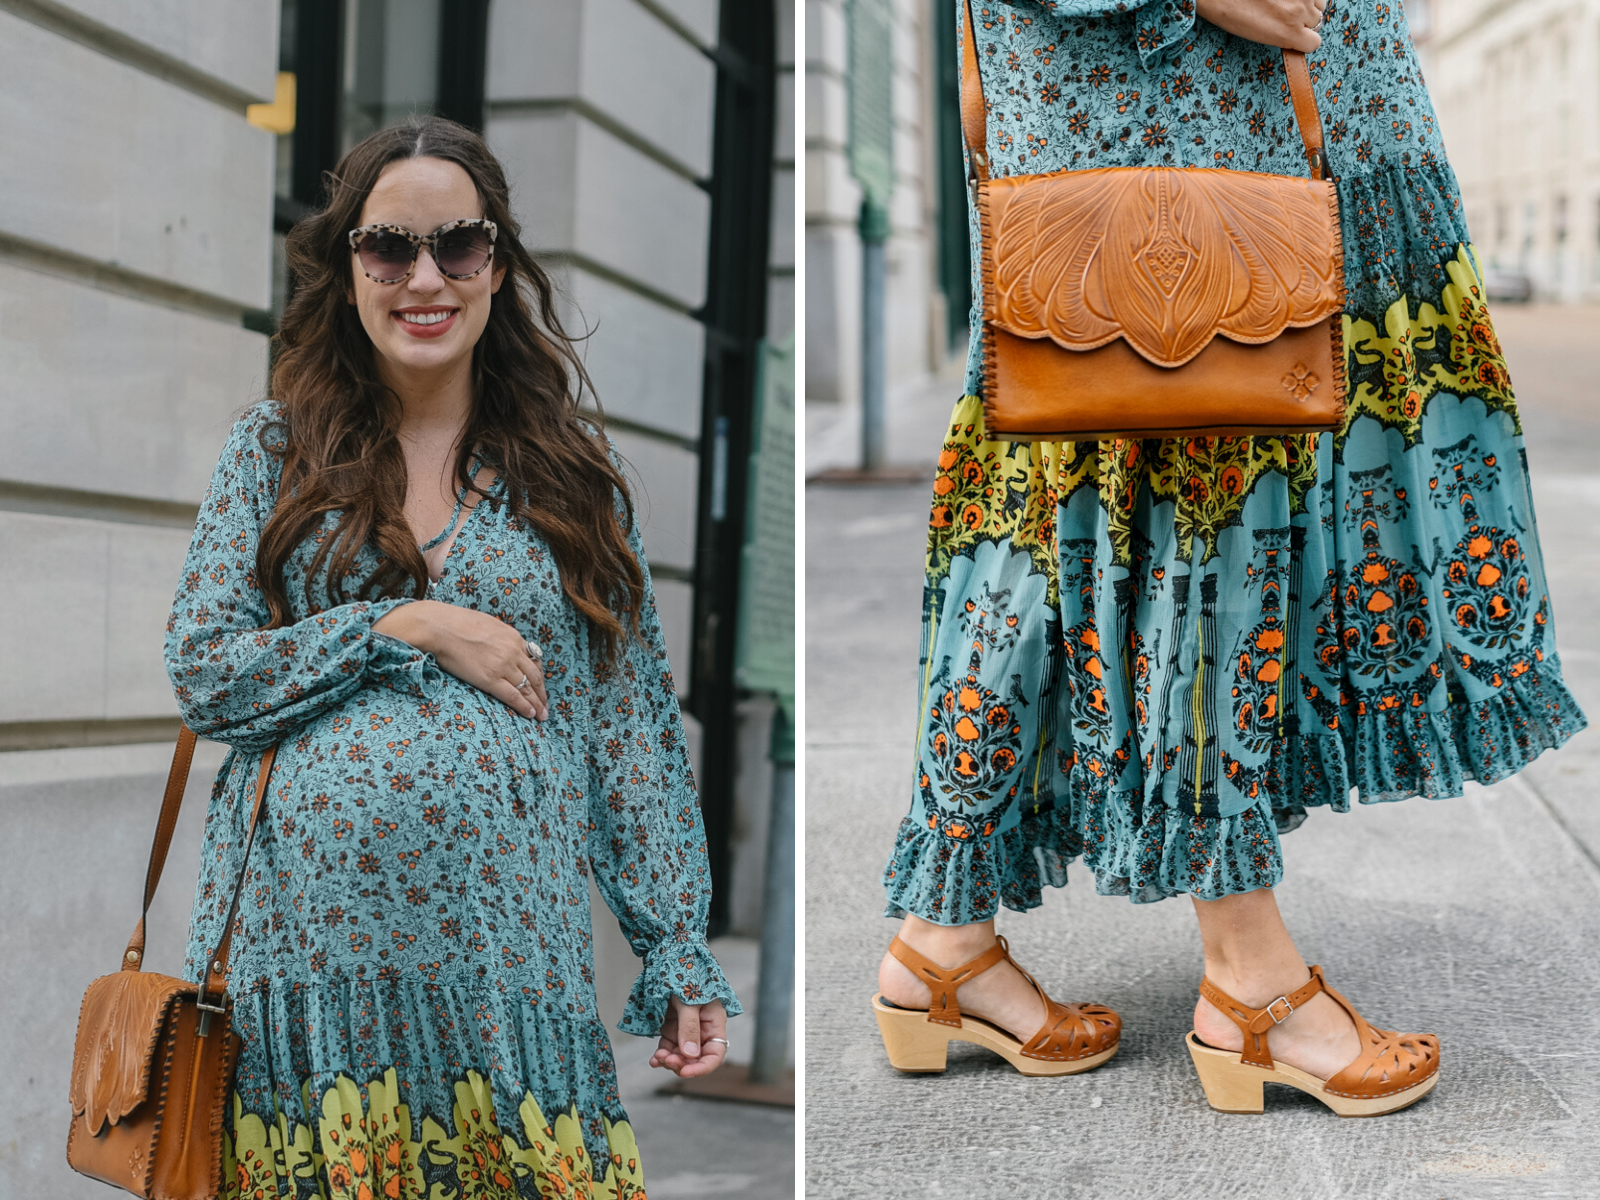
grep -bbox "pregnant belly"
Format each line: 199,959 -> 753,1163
236,680 -> 577,982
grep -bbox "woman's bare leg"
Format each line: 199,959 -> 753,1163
877,914 -> 1046,1039
1190,889 -> 1360,1080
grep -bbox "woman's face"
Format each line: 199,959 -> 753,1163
349,155 -> 505,382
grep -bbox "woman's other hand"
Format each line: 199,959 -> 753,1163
649,997 -> 729,1078
374,600 -> 548,719
1195,0 -> 1324,51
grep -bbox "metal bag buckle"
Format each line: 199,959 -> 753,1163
195,988 -> 228,1037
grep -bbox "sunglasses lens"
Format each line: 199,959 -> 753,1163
435,226 -> 493,277
356,231 -> 415,281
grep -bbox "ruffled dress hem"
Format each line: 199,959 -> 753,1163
883,664 -> 1584,921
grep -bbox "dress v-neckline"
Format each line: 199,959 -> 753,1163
421,461 -> 497,590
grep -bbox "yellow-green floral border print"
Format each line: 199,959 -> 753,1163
1341,243 -> 1518,447
223,1068 -> 646,1200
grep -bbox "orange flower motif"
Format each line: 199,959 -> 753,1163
1253,628 -> 1284,652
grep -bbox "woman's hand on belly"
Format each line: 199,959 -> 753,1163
374,600 -> 548,720
1196,0 -> 1324,50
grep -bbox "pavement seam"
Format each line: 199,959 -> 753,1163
1505,773 -> 1600,891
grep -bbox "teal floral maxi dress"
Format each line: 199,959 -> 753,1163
167,401 -> 739,1199
882,0 -> 1587,922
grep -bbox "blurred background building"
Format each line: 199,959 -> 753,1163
807,0 -> 968,472
0,1 -> 793,1195
1403,0 -> 1600,303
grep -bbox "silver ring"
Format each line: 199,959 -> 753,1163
707,1037 -> 729,1047
525,640 -> 543,662
516,674 -> 530,691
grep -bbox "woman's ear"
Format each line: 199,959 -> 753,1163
491,262 -> 507,295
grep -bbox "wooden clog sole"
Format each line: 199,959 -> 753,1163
1185,1031 -> 1438,1117
872,994 -> 1118,1077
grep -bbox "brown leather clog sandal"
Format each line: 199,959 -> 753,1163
871,935 -> 1121,1076
1186,964 -> 1440,1117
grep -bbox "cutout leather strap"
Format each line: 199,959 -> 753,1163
887,936 -> 1007,1028
960,0 -> 1327,183
1317,975 -> 1441,1099
1199,964 -> 1328,1069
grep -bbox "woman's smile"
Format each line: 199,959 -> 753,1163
392,304 -> 459,337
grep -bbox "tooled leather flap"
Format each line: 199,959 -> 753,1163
984,166 -> 1344,369
69,970 -> 194,1134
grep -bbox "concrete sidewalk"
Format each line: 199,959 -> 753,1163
803,306 -> 1600,1199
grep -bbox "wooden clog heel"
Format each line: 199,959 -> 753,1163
871,935 -> 1120,1077
1187,965 -> 1439,1117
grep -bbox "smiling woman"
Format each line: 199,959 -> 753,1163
163,117 -> 738,1200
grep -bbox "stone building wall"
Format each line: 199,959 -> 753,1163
0,4 -> 279,1193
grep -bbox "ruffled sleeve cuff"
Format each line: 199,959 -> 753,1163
365,611 -> 445,700
1133,0 -> 1194,68
616,937 -> 744,1037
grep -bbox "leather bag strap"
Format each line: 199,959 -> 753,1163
1281,50 -> 1327,180
959,0 -> 1328,183
199,743 -> 278,1003
121,727 -> 279,1006
959,0 -> 990,189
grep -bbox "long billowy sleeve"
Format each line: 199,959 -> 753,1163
585,517 -> 742,1036
164,402 -> 441,753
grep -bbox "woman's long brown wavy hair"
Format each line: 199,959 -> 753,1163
257,116 -> 643,663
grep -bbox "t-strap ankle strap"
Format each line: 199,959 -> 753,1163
1199,964 -> 1328,1069
888,936 -> 1008,1028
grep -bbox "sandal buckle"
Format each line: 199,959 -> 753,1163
1265,995 -> 1294,1024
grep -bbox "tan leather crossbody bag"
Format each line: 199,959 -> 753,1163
67,727 -> 278,1200
961,0 -> 1347,440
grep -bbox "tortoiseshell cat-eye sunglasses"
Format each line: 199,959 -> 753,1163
347,218 -> 498,283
